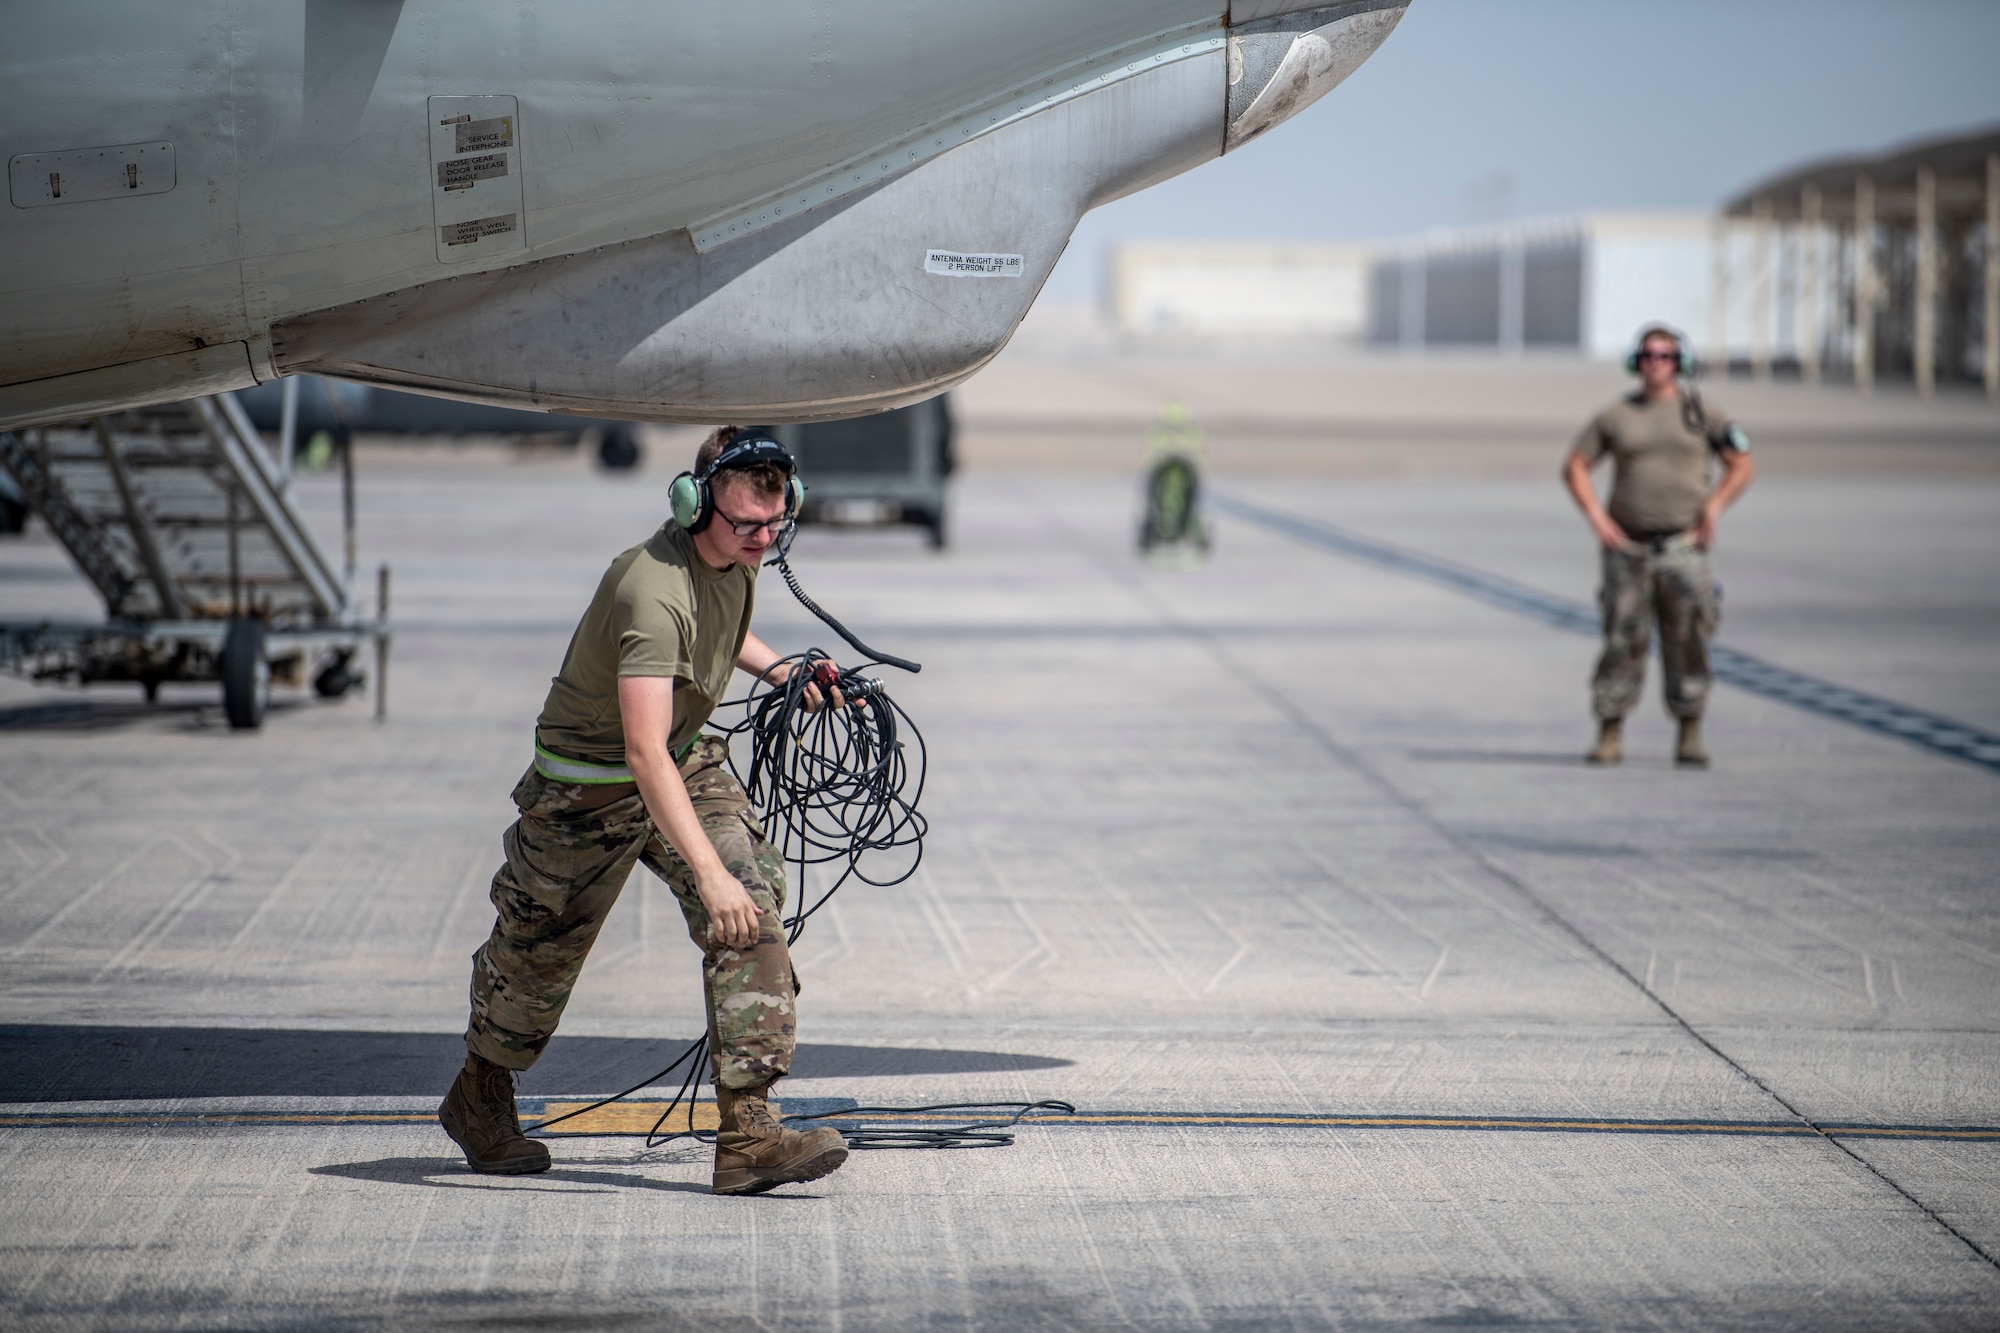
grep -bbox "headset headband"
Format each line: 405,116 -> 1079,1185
700,430 -> 794,481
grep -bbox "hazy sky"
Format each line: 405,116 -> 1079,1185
1042,0 -> 2000,300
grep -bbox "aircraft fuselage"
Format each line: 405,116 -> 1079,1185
0,2 -> 1407,428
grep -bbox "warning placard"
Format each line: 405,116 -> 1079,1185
455,116 -> 514,154
429,95 -> 525,263
440,214 -> 518,247
436,152 -> 509,191
924,250 -> 1024,278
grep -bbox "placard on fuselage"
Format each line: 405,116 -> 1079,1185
428,96 -> 525,266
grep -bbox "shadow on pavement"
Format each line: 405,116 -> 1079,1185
1404,748 -> 1585,766
0,1024 -> 1072,1102
0,697 -> 307,732
309,1157 -> 715,1196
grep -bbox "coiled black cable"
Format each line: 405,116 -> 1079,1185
725,651 -> 927,943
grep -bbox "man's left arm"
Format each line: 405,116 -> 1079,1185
737,631 -> 845,710
1694,437 -> 1755,550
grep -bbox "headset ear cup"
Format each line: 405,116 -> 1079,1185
787,476 -> 805,520
669,472 -> 705,531
1625,351 -> 1639,374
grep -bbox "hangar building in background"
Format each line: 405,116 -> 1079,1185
1718,124 -> 1998,398
1108,215 -> 1714,362
1362,213 -> 1708,361
1108,242 -> 1372,342
1107,123 -> 1996,402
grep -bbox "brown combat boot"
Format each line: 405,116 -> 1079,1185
1587,718 -> 1623,766
439,1053 -> 552,1175
713,1082 -> 849,1196
1676,717 -> 1710,768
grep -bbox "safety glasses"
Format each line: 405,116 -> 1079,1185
714,510 -> 793,538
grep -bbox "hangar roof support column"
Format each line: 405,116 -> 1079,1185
1986,153 -> 1999,405
1751,194 -> 1774,382
1800,183 -> 1822,385
1709,217 -> 1730,375
1854,174 -> 1876,395
1915,167 -> 1938,398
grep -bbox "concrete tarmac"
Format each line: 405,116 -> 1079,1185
1,353 -> 1998,1329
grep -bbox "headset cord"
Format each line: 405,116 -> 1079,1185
771,554 -> 922,675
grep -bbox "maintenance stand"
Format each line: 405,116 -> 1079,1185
0,392 -> 389,729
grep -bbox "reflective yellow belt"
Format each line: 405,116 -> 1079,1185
533,735 -> 697,785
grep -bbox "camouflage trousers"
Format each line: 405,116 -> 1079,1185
465,735 -> 795,1091
1592,534 -> 1721,721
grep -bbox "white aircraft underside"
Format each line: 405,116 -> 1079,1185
0,1 -> 1407,429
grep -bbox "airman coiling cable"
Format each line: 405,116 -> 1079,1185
534,550 -> 1072,1149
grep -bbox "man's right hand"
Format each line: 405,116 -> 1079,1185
1562,451 -> 1634,555
1592,516 -> 1635,553
695,869 -> 766,950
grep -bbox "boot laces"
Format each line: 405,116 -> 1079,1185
474,1061 -> 523,1133
734,1094 -> 778,1133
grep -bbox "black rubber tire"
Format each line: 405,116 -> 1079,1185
220,618 -> 269,730
0,495 -> 28,535
597,427 -> 641,470
313,648 -> 358,699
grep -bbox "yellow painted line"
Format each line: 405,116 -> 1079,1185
529,1101 -> 758,1135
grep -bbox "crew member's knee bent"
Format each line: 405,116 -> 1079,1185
704,886 -> 797,1089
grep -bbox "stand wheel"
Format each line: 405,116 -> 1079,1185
314,648 -> 362,698
221,618 -> 269,730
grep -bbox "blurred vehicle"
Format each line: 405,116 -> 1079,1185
771,396 -> 954,549
234,377 -> 644,469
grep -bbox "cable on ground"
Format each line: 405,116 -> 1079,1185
785,1100 -> 1078,1149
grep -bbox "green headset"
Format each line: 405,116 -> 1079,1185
669,428 -> 804,533
1625,324 -> 1695,376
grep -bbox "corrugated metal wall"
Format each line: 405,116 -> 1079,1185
1364,226 -> 1588,351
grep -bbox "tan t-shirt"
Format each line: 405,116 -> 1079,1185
1573,392 -> 1746,536
535,523 -> 756,764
